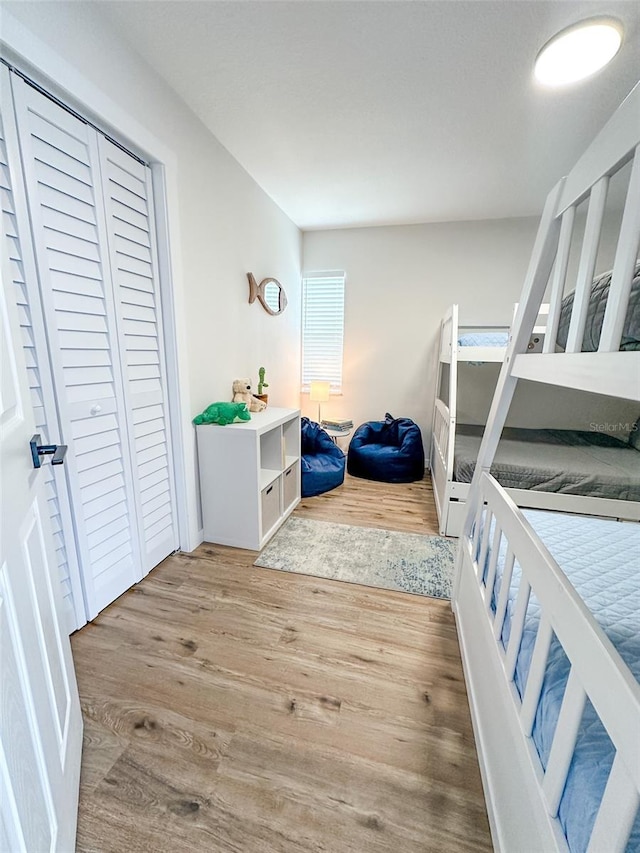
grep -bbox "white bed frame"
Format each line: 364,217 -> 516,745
431,301 -> 640,536
454,82 -> 640,852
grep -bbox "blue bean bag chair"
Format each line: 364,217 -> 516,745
301,417 -> 346,497
347,413 -> 425,483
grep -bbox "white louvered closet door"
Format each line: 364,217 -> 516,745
98,139 -> 178,573
0,70 -> 86,633
11,76 -> 142,619
10,74 -> 178,620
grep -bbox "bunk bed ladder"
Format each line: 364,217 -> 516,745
512,83 -> 640,401
459,80 -> 640,554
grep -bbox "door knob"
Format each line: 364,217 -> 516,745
90,404 -> 102,416
30,434 -> 67,468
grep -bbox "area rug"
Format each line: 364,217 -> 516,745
254,517 -> 456,600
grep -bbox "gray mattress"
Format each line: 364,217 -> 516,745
454,425 -> 640,501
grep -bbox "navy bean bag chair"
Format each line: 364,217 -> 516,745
347,413 -> 425,483
301,417 -> 346,497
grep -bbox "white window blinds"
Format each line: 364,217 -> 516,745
301,271 -> 345,392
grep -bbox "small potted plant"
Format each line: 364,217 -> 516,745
256,366 -> 269,405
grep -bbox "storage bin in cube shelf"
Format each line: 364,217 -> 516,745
261,479 -> 281,537
283,461 -> 299,512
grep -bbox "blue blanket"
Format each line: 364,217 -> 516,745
457,331 -> 509,347
479,510 -> 640,852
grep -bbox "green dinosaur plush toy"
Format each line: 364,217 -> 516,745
193,401 -> 251,426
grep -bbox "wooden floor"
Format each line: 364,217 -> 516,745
72,474 -> 492,853
295,472 -> 441,535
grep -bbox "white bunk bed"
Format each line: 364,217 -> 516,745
454,82 -> 640,853
431,302 -> 640,536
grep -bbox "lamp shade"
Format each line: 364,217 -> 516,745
309,380 -> 330,403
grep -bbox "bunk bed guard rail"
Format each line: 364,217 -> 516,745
464,472 -> 640,852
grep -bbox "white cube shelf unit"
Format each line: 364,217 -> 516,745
196,407 -> 301,550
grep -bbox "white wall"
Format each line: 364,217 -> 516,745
303,217 -> 638,453
2,2 -> 302,546
302,218 -> 538,445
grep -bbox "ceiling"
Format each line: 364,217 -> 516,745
97,1 -> 640,231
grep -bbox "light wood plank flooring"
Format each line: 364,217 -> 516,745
295,472 -> 440,534
72,473 -> 492,853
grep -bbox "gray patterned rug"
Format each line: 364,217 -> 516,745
254,517 -> 456,600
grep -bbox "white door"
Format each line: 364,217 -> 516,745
0,212 -> 83,850
8,73 -> 179,621
98,137 -> 179,574
11,76 -> 145,619
0,70 -> 86,634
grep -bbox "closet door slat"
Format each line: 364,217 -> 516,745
99,137 -> 178,571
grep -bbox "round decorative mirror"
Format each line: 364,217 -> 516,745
247,273 -> 288,316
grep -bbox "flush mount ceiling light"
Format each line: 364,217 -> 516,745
534,18 -> 623,86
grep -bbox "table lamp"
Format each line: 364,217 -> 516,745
309,380 -> 330,422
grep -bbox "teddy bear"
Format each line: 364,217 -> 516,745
192,402 -> 251,426
232,378 -> 267,413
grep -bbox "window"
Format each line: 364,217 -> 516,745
301,271 -> 345,393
